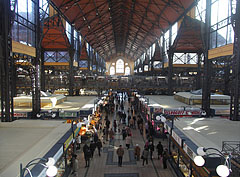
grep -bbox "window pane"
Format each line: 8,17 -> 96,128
12,21 -> 19,41
227,25 -> 234,44
116,59 -> 124,73
28,0 -> 35,23
110,66 -> 115,75
217,26 -> 227,47
18,0 -> 27,19
19,24 -> 28,45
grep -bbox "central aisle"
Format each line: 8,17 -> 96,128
73,95 -> 175,177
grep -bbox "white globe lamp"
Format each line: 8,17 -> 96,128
46,158 -> 55,167
46,165 -> 58,177
216,165 -> 230,177
197,147 -> 206,156
194,156 -> 205,167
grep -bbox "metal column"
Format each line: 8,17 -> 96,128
168,27 -> 173,95
68,28 -> 74,96
202,0 -> 211,117
230,0 -> 240,121
0,0 -> 14,122
40,49 -> 45,91
196,53 -> 202,90
32,0 -> 41,118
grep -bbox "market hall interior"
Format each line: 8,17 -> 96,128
1,0 -> 240,177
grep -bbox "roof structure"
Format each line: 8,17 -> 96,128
49,0 -> 197,60
153,42 -> 163,61
171,16 -> 205,53
79,41 -> 89,60
41,15 -> 70,50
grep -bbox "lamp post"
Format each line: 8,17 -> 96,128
194,147 -> 232,177
20,157 -> 58,177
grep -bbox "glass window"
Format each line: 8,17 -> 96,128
217,26 -> 227,47
125,66 -> 130,75
116,59 -> 124,73
18,0 -> 27,19
28,0 -> 35,23
12,21 -> 19,41
19,24 -> 28,45
227,25 -> 234,44
110,66 -> 115,75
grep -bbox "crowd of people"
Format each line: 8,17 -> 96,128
74,91 -> 169,175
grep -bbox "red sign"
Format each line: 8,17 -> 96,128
163,110 -> 201,116
14,113 -> 27,117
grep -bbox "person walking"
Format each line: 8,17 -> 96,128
116,145 -> 124,167
142,147 -> 149,166
96,139 -> 103,156
109,128 -> 115,144
83,143 -> 91,167
134,144 -> 141,161
125,134 -> 131,149
162,148 -> 169,169
156,141 -> 163,159
149,141 -> 154,160
90,141 -> 96,157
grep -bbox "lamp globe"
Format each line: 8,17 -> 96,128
197,147 -> 206,156
46,165 -> 58,177
216,165 -> 230,177
194,156 -> 205,167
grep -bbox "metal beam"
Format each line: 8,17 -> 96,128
0,0 -> 14,122
202,0 -> 211,117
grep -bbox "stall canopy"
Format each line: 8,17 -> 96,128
171,16 -> 205,54
49,0 -> 197,60
41,15 -> 70,50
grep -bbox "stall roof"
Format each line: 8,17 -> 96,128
49,0 -> 197,60
171,16 -> 204,53
41,15 -> 70,50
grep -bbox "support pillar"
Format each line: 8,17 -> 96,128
230,0 -> 240,121
202,0 -> 211,117
68,28 -> 74,96
32,0 -> 41,118
40,49 -> 45,91
168,50 -> 173,95
0,0 -> 14,122
196,53 -> 202,90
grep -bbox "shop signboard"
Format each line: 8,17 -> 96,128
163,109 -> 201,116
14,112 -> 28,117
53,146 -> 64,162
183,142 -> 197,160
172,130 -> 182,146
74,127 -> 80,137
59,112 -> 78,118
64,134 -> 73,151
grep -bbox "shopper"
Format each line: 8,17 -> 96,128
90,141 -> 96,157
96,139 -> 103,156
134,144 -> 141,161
142,147 -> 149,166
149,141 -> 154,160
116,145 -> 124,167
156,141 -> 163,159
83,143 -> 91,167
162,148 -> 169,169
125,134 -> 131,149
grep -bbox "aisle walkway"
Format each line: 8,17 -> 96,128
73,99 -> 176,177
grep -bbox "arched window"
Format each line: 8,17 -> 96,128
116,59 -> 124,73
110,66 -> 115,75
125,66 -> 130,75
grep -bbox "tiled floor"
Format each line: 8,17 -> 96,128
72,100 -> 175,177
